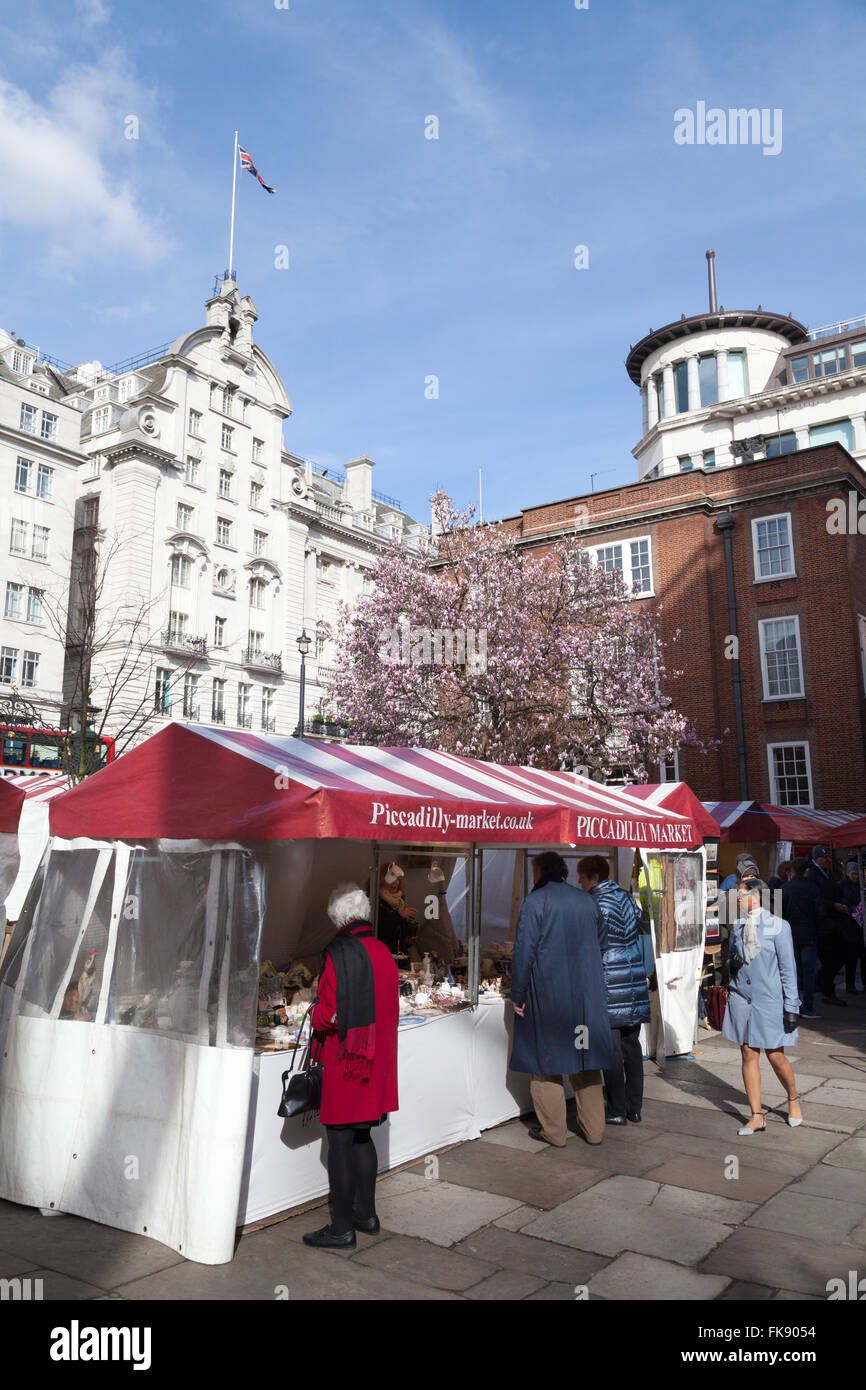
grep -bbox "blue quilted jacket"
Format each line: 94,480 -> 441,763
591,878 -> 652,1028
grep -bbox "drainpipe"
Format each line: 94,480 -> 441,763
715,510 -> 749,799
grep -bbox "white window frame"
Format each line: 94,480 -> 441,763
26,588 -> 43,624
751,513 -> 795,583
36,463 -> 53,499
176,502 -> 195,532
758,614 -> 805,701
767,741 -> 813,809
0,646 -> 18,682
4,582 -> 24,620
185,456 -> 201,487
19,403 -> 38,435
31,523 -> 49,560
658,750 -> 680,783
20,650 -> 39,688
253,530 -> 267,557
40,411 -> 57,441
587,534 -> 654,598
221,423 -> 234,452
188,409 -> 203,437
213,616 -> 226,648
216,517 -> 233,547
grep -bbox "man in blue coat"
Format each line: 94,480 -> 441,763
510,851 -> 615,1147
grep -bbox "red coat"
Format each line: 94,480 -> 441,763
311,923 -> 399,1125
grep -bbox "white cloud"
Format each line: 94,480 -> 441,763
0,54 -> 170,268
75,0 -> 110,25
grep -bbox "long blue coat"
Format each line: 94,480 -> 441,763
722,910 -> 799,1049
509,881 -> 616,1074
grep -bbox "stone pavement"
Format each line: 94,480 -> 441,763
1,997 -> 864,1300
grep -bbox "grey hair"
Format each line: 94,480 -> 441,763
327,882 -> 372,928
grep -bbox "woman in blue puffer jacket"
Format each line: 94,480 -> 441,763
578,856 -> 651,1126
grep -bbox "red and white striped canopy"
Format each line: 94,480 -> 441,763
701,799 -> 779,843
48,724 -> 699,848
761,804 -> 866,846
625,783 -> 720,841
0,775 -> 26,834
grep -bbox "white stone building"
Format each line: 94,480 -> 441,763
627,253 -> 866,480
0,328 -> 85,745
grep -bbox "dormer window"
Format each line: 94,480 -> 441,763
11,349 -> 33,376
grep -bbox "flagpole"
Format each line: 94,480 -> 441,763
228,130 -> 238,280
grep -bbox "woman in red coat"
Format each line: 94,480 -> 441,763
303,883 -> 399,1249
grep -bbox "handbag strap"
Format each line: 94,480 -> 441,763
286,1000 -> 321,1073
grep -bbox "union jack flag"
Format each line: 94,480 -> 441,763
238,146 -> 276,194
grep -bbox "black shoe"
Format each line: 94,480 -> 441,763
528,1125 -> 565,1147
626,1112 -> 642,1123
823,995 -> 848,1007
352,1213 -> 380,1234
302,1224 -> 356,1249
605,1114 -> 627,1126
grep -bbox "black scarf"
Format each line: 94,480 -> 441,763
323,920 -> 376,1082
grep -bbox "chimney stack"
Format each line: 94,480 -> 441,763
706,249 -> 718,313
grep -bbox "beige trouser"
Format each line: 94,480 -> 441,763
530,1071 -> 606,1147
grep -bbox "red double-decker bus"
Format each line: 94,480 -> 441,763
0,724 -> 116,774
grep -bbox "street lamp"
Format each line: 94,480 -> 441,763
294,629 -> 311,737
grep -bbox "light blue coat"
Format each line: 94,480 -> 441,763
722,910 -> 799,1049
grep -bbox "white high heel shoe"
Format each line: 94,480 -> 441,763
737,1112 -> 766,1136
787,1095 -> 803,1128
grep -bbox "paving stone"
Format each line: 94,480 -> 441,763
653,1185 -> 758,1226
771,1289 -> 822,1301
479,1123 -> 557,1154
822,1137 -> 866,1170
747,1191 -> 866,1243
586,1251 -> 730,1301
589,1119 -> 665,1143
453,1224 -> 610,1284
787,1165 -> 866,1202
522,1190 -> 730,1263
848,1219 -> 866,1246
373,1179 -> 522,1247
543,1137 -> 672,1178
525,1281 -> 581,1300
465,1268 -> 546,1300
700,1226 -> 861,1297
0,1210 -> 185,1287
640,1099 -> 843,1157
494,1205 -> 544,1231
585,1174 -> 660,1206
648,1129 -> 814,1177
414,1139 -> 605,1209
643,1154 -> 790,1204
717,1280 -> 775,1300
22,1268 -> 106,1301
352,1234 -> 496,1291
238,1209 -> 392,1258
804,1084 -> 866,1111
372,1170 -> 430,1198
0,1249 -> 41,1278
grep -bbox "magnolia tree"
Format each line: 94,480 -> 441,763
322,493 -> 707,781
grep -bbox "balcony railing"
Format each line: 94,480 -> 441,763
261,716 -> 276,731
237,712 -> 252,728
243,647 -> 283,671
211,708 -> 226,724
162,632 -> 208,656
304,718 -> 350,738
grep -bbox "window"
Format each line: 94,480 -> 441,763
19,403 -> 37,434
219,468 -> 233,499
248,630 -> 264,658
37,463 -> 53,499
655,375 -> 664,420
262,687 -> 274,730
85,454 -> 102,480
10,519 -> 28,554
790,355 -> 809,384
318,558 -> 332,582
765,432 -> 797,459
759,616 -> 804,699
0,647 -> 18,682
212,678 -> 226,722
40,411 -> 57,441
26,589 -> 43,623
813,347 -> 847,378
673,361 -> 689,413
221,423 -> 233,451
31,524 -> 49,560
4,583 -> 23,620
703,449 -> 716,469
155,668 -> 172,714
221,385 -> 236,416
237,683 -> 251,727
213,616 -> 226,647
21,651 -> 39,687
678,455 -> 693,472
253,530 -> 267,556
698,354 -> 718,407
176,502 -> 194,532
11,350 -> 32,375
91,406 -> 110,433
659,751 -> 680,782
168,611 -> 188,644
727,350 -> 748,398
82,498 -> 99,528
183,672 -> 199,719
589,536 -> 653,596
851,341 -> 866,370
809,419 -> 854,452
752,514 -> 794,580
15,458 -> 32,493
188,409 -> 202,437
216,517 -> 233,546
171,554 -> 192,587
250,480 -> 264,509
215,567 -> 231,590
250,578 -> 266,610
252,438 -> 264,463
768,742 -> 812,807
185,456 -> 200,486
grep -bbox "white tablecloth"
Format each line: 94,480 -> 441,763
237,998 -> 532,1226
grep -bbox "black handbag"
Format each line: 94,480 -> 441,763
277,1003 -> 324,1119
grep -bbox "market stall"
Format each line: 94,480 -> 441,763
0,771 -> 69,927
0,776 -> 25,959
0,723 -> 699,1264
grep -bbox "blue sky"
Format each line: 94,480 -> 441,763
2,0 -> 865,524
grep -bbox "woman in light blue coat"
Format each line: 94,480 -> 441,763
722,876 -> 803,1134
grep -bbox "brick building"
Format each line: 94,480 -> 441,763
499,444 -> 866,810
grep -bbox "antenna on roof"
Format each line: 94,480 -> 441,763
706,249 -> 718,313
